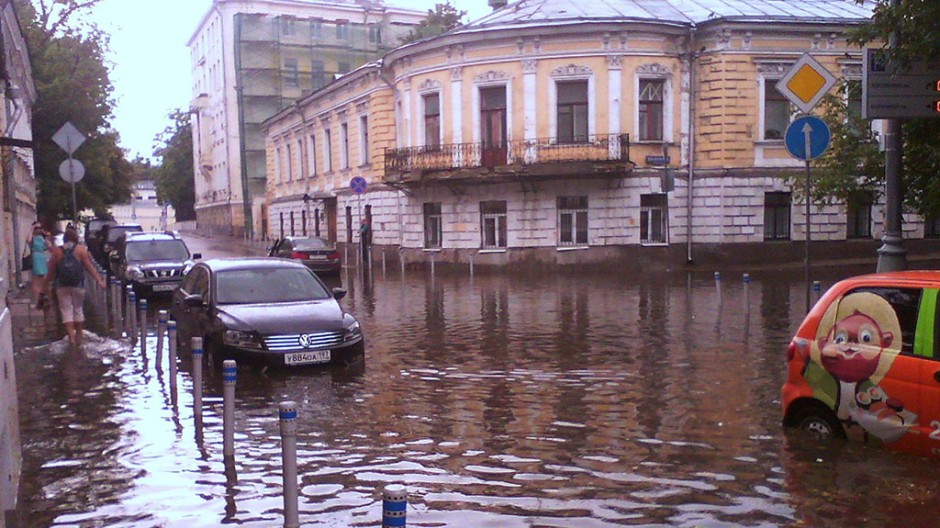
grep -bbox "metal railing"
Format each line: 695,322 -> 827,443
385,133 -> 630,174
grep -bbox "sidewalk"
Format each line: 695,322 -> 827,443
8,285 -> 62,348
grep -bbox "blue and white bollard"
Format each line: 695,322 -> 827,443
127,291 -> 138,343
279,401 -> 299,528
168,320 -> 178,387
139,298 -> 149,351
743,273 -> 750,284
714,271 -> 721,281
223,360 -> 236,457
192,337 -> 203,420
383,484 -> 407,528
813,280 -> 822,303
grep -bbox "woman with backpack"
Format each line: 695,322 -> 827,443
48,227 -> 106,350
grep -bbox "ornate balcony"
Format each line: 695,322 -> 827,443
384,133 -> 632,184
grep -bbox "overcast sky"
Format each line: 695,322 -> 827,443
89,0 -> 492,161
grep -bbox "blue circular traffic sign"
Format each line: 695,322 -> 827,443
784,116 -> 831,161
350,176 -> 368,194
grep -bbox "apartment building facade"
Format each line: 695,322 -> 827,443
263,0 -> 913,270
188,0 -> 424,239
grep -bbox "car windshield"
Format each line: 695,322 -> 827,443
292,238 -> 330,250
214,267 -> 331,304
126,240 -> 190,261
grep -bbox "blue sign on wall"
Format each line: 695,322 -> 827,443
784,116 -> 831,161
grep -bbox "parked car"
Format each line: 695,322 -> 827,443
85,217 -> 117,262
98,223 -> 143,266
110,232 -> 200,296
269,236 -> 342,274
782,271 -> 940,458
170,257 -> 363,368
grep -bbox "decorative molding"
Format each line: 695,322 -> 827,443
620,33 -> 628,50
451,66 -> 463,81
636,63 -> 671,76
755,62 -> 792,75
743,31 -> 752,49
517,37 -> 524,55
813,33 -> 822,50
551,64 -> 593,77
718,28 -> 732,48
355,101 -> 369,114
533,36 -> 541,54
828,33 -> 838,50
607,55 -> 622,70
522,59 -> 538,74
473,70 -> 510,83
603,32 -> 611,51
418,78 -> 442,92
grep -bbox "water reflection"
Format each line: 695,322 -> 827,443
14,266 -> 940,526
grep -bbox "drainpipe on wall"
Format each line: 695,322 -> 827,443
234,15 -> 253,239
686,25 -> 697,264
378,63 -> 406,253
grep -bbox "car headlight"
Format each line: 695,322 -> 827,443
223,329 -> 264,350
343,317 -> 362,341
127,266 -> 144,280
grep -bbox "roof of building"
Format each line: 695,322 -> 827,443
463,0 -> 874,30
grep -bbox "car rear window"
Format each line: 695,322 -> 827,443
214,267 -> 331,304
292,238 -> 330,250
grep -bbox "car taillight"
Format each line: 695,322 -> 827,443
328,251 -> 340,260
291,251 -> 307,259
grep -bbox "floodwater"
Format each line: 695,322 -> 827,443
13,263 -> 940,527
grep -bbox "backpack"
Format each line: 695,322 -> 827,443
58,245 -> 84,287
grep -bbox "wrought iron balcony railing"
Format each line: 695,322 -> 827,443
385,133 -> 630,175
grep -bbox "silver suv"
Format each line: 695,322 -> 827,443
110,233 -> 201,296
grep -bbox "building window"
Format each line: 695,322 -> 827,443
368,25 -> 381,43
280,16 -> 295,36
324,129 -> 332,173
556,81 -> 588,143
763,79 -> 790,140
847,192 -> 873,239
480,201 -> 507,249
424,202 -> 442,249
274,147 -> 282,183
846,80 -> 863,119
311,19 -> 323,39
764,192 -> 791,240
309,134 -> 317,175
311,61 -> 325,90
557,196 -> 588,246
423,93 -> 441,149
283,58 -> 298,87
285,143 -> 293,181
638,79 -> 664,141
340,122 -> 349,169
359,115 -> 370,165
640,193 -> 667,244
336,21 -> 349,40
926,215 -> 940,238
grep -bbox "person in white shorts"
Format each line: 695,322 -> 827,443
48,227 -> 106,350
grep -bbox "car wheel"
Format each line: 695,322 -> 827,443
793,406 -> 845,440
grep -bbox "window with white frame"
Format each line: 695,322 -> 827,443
359,115 -> 370,165
283,58 -> 298,87
557,195 -> 588,246
280,16 -> 295,36
336,21 -> 349,40
285,142 -> 293,181
274,146 -> 282,183
423,92 -> 441,149
764,192 -> 791,240
309,134 -> 317,175
640,194 -> 667,244
763,79 -> 790,140
638,79 -> 664,141
368,25 -> 381,43
324,128 -> 333,172
340,123 -> 349,169
311,19 -> 323,40
847,191 -> 873,239
480,201 -> 507,249
297,138 -> 303,176
556,81 -> 588,143
424,202 -> 442,249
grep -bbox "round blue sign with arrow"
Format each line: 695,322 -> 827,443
350,176 -> 368,194
784,115 -> 831,161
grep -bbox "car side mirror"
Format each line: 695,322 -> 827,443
192,253 -> 202,260
183,293 -> 205,307
332,288 -> 347,300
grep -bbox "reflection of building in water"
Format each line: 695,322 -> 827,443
110,180 -> 175,231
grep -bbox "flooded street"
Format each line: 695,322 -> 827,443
13,246 -> 940,527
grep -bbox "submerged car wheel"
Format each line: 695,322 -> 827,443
793,406 -> 845,440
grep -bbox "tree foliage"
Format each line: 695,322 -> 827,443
153,109 -> 195,221
399,2 -> 466,44
15,0 -> 132,221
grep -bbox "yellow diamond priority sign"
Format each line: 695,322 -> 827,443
776,53 -> 837,114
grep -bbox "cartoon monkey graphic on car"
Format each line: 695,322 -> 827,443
810,291 -> 918,443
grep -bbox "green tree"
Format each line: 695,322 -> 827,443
15,0 -> 132,221
399,2 -> 466,44
153,110 -> 195,221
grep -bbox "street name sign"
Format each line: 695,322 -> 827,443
785,116 -> 831,161
862,48 -> 940,119
776,53 -> 837,114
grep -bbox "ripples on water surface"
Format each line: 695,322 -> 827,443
15,269 -> 940,526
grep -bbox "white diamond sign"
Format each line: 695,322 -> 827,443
52,122 -> 86,155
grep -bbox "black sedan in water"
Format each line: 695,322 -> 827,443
269,236 -> 342,274
170,257 -> 363,368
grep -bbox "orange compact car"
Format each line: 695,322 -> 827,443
782,271 -> 940,458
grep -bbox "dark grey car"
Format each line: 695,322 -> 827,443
111,233 -> 200,296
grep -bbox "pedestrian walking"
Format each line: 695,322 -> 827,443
48,227 -> 106,350
28,221 -> 51,310
359,218 -> 371,263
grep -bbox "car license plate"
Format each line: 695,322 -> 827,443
152,283 -> 177,292
284,350 -> 331,365
308,255 -> 326,260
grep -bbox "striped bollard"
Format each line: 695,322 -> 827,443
168,320 -> 178,388
279,401 -> 299,528
469,253 -> 474,278
813,280 -> 822,304
430,253 -> 435,277
110,279 -> 121,337
128,291 -> 138,343
139,298 -> 149,352
125,285 -> 134,335
382,248 -> 387,275
156,310 -> 168,366
192,337 -> 203,421
223,360 -> 236,457
383,484 -> 407,528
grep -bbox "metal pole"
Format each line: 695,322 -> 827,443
157,310 -> 168,367
805,158 -> 812,313
279,401 -> 299,528
168,320 -> 178,389
383,484 -> 407,528
192,337 -> 203,421
70,179 -> 77,223
223,360 -> 236,457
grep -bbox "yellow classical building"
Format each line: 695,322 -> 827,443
263,0 -> 907,269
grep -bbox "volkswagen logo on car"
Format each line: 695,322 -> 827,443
298,333 -> 316,348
